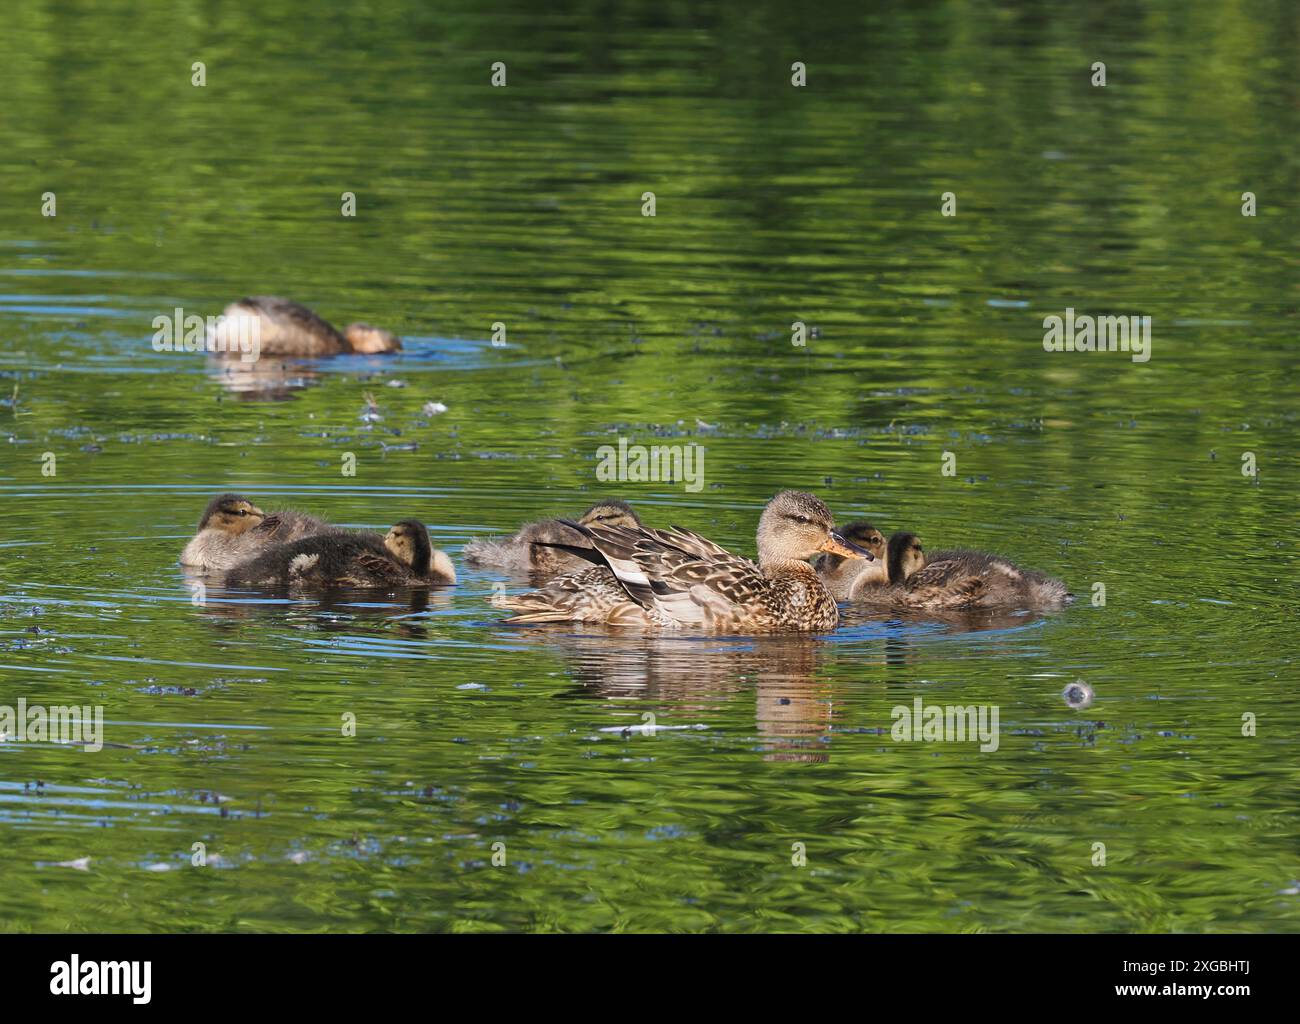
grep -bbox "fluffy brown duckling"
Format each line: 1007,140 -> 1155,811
492,490 -> 873,632
208,297 -> 401,358
225,519 -> 455,589
854,532 -> 1072,610
813,519 -> 887,600
180,493 -> 337,572
464,499 -> 642,576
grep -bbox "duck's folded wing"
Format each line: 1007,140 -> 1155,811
927,549 -> 1022,579
351,550 -> 401,580
907,556 -> 970,587
898,560 -> 987,608
650,525 -> 735,560
535,520 -> 764,624
593,533 -> 764,624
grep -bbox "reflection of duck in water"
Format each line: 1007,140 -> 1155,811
492,490 -> 872,632
854,532 -> 1072,611
208,297 -> 401,357
180,493 -> 337,572
194,584 -> 447,638
506,628 -> 829,761
226,519 -> 455,588
464,500 -> 642,577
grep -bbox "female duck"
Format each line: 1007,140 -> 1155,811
225,519 -> 455,588
207,297 -> 402,358
180,493 -> 337,572
464,499 -> 642,576
812,520 -> 887,600
854,532 -> 1072,610
491,490 -> 871,632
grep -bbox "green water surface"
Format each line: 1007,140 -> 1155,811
0,0 -> 1297,932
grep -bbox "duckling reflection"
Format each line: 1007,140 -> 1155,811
205,357 -> 325,401
193,582 -> 447,640
464,499 -> 642,578
837,600 -> 1053,635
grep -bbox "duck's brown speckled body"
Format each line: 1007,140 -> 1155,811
492,491 -> 872,633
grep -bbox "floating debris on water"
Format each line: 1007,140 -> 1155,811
598,723 -> 708,736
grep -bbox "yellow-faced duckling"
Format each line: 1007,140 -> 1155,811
492,490 -> 872,632
813,519 -> 887,600
208,297 -> 402,358
225,519 -> 455,589
854,532 -> 1072,610
180,493 -> 337,572
464,499 -> 642,576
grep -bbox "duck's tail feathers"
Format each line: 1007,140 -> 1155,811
429,549 -> 457,584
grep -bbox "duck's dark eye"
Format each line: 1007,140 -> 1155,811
236,509 -> 247,516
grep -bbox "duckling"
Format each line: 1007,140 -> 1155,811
464,499 -> 642,576
920,544 -> 1073,609
207,297 -> 402,358
854,532 -> 1072,610
492,490 -> 873,632
179,493 -> 337,572
225,519 -> 455,589
813,520 -> 887,600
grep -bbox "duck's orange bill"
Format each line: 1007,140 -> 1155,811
820,532 -> 873,560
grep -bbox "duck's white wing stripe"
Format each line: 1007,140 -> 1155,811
649,588 -> 713,625
603,554 -> 650,590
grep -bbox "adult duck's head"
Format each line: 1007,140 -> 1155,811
198,493 -> 266,535
756,490 -> 874,567
886,532 -> 926,583
579,499 -> 641,531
